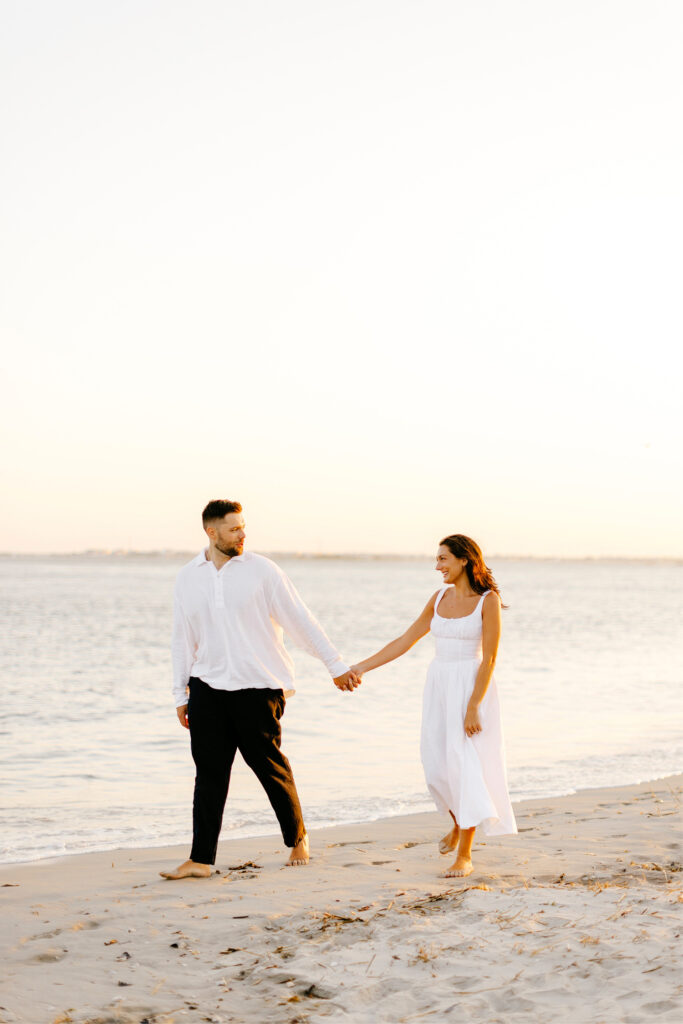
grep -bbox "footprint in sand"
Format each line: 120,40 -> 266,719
32,948 -> 68,962
329,840 -> 375,848
28,919 -> 100,942
362,977 -> 411,1000
642,1000 -> 679,1014
28,927 -> 63,940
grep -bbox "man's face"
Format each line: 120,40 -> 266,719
207,512 -> 246,558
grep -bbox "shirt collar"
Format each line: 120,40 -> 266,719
194,549 -> 247,566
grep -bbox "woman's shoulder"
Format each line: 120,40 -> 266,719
424,588 -> 444,611
482,590 -> 501,608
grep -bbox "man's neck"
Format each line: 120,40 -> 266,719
206,545 -> 232,570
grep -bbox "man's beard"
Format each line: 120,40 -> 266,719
215,541 -> 243,558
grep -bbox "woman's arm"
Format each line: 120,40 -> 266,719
464,592 -> 502,736
351,592 -> 438,675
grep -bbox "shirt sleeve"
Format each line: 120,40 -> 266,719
268,569 -> 349,679
171,588 -> 195,707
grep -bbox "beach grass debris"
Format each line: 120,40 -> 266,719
316,911 -> 365,933
630,861 -> 681,872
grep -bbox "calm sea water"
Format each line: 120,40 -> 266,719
1,555 -> 681,864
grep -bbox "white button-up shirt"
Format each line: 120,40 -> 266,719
171,550 -> 348,707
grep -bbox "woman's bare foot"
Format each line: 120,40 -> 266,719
286,833 -> 309,866
159,859 -> 212,880
439,825 -> 460,855
440,855 -> 473,878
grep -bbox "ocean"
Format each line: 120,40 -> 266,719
1,554 -> 681,864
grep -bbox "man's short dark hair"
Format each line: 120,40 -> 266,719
202,499 -> 243,525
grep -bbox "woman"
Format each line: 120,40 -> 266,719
351,534 -> 516,877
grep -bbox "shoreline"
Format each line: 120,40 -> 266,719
2,768 -> 680,870
1,775 -> 681,1023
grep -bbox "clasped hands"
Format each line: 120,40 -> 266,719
333,667 -> 363,692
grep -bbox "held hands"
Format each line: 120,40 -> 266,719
464,701 -> 482,737
333,669 -> 362,692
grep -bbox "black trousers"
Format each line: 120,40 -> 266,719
187,677 -> 306,864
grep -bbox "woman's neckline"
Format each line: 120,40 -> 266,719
434,588 -> 486,621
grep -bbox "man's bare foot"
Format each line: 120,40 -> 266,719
286,833 -> 309,866
440,856 -> 473,878
159,859 -> 212,880
439,825 -> 460,855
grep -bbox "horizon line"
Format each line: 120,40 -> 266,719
1,549 -> 682,564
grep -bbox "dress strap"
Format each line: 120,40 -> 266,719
434,587 -> 448,613
475,590 -> 491,614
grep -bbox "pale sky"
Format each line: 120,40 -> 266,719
2,1 -> 682,557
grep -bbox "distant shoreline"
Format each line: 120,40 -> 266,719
1,548 -> 683,565
1,550 -> 682,564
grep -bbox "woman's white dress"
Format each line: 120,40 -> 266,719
420,588 -> 517,836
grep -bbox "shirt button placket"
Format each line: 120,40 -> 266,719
215,573 -> 224,609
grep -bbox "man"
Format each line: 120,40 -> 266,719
161,499 -> 361,879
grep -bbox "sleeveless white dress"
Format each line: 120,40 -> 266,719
420,588 -> 517,836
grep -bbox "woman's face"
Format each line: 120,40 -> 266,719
435,545 -> 468,584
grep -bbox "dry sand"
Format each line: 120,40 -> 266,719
1,775 -> 681,1024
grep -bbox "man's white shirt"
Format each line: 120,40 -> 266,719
171,550 -> 349,707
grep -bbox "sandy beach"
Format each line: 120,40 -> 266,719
1,775 -> 681,1024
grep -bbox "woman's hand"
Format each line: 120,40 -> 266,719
349,663 -> 365,678
464,702 -> 482,737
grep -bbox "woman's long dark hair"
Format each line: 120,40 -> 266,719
439,534 -> 507,607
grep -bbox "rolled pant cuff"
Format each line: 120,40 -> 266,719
285,827 -> 307,849
190,848 -> 216,866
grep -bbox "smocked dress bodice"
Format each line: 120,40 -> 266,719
430,590 -> 487,663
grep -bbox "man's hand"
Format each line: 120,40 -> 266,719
333,670 -> 362,692
176,704 -> 189,729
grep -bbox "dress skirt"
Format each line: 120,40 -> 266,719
420,656 -> 517,836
